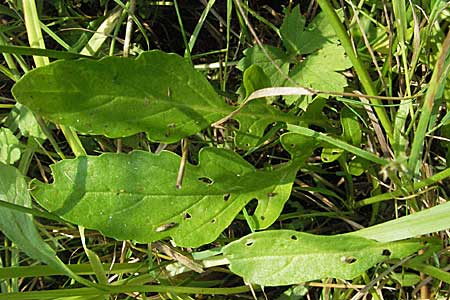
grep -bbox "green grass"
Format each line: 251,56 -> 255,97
0,0 -> 449,299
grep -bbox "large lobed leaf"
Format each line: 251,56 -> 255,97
31,147 -> 315,247
12,50 -> 232,143
280,6 -> 332,55
287,44 -> 352,102
237,45 -> 290,88
222,230 -> 424,286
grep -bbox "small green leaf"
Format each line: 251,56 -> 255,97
12,51 -> 232,143
31,148 -> 309,247
237,45 -> 290,88
242,65 -> 271,99
321,147 -> 344,163
348,156 -> 370,176
0,127 -> 21,164
223,230 -> 423,286
341,107 -> 362,146
234,101 -> 298,149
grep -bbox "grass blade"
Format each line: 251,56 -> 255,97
286,124 -> 389,166
350,201 -> 450,242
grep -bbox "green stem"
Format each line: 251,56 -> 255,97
407,30 -> 450,175
355,166 -> 450,207
173,0 -> 191,61
404,261 -> 450,284
0,263 -> 146,279
0,45 -> 94,60
287,124 -> 389,166
0,285 -> 252,300
0,200 -> 64,223
315,0 -> 393,142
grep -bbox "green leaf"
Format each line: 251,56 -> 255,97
31,148 -> 310,247
321,147 -> 344,163
237,45 -> 290,87
223,230 -> 423,286
280,6 -> 306,55
288,44 -> 352,96
0,127 -> 21,164
340,107 -> 362,146
235,65 -> 276,149
6,103 -> 46,139
0,163 -> 88,285
250,139 -> 318,228
234,87 -> 325,150
280,6 -> 329,55
307,10 -> 342,45
285,125 -> 388,166
234,101 -> 297,149
350,201 -> 450,243
348,156 -> 370,176
242,65 -> 271,99
390,272 -> 421,287
12,50 -> 231,143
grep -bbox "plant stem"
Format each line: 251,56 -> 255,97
407,30 -> 450,175
315,0 -> 393,142
0,285 -> 252,300
355,166 -> 450,207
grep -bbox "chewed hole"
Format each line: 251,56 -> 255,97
382,249 -> 392,256
223,193 -> 231,201
260,215 -> 265,220
244,198 -> 258,216
155,222 -> 177,232
341,256 -> 357,264
245,239 -> 255,247
290,235 -> 298,241
198,177 -> 214,185
211,218 -> 216,224
183,212 -> 192,219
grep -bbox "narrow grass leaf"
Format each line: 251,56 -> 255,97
349,201 -> 450,242
285,125 -> 388,165
80,6 -> 123,56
